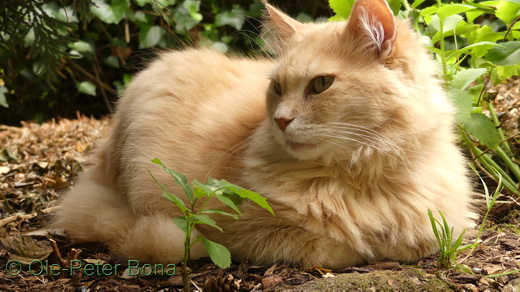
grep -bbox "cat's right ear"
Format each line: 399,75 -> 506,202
261,4 -> 304,55
346,0 -> 397,59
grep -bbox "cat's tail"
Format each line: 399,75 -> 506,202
52,166 -> 207,264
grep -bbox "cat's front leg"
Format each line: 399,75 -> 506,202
205,205 -> 367,269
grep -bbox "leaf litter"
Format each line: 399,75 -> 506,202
0,85 -> 519,291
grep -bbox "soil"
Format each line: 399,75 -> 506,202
0,79 -> 519,291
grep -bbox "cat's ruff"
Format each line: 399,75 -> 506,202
53,0 -> 474,269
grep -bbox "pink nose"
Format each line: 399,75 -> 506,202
274,117 -> 294,132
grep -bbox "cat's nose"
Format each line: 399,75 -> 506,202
274,117 -> 294,132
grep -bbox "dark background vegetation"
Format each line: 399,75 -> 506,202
0,0 -> 332,125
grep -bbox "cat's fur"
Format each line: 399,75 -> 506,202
53,0 -> 475,269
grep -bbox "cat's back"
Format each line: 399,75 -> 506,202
103,49 -> 274,200
121,49 -> 274,116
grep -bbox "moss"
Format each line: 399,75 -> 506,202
279,268 -> 456,292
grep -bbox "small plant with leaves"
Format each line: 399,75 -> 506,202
150,158 -> 274,292
428,209 -> 475,272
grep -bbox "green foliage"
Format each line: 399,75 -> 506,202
0,0 -> 269,124
428,210 -> 475,272
329,0 -> 355,21
485,41 -> 520,66
412,1 -> 520,196
150,158 -> 273,292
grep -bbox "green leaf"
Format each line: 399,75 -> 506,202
138,25 -> 164,49
216,194 -> 242,214
411,0 -> 427,8
388,0 -> 401,15
91,0 -> 129,24
157,0 -> 176,6
200,237 -> 231,268
104,55 -> 120,68
448,88 -> 473,124
173,5 -> 200,31
111,0 -> 130,23
421,6 -> 438,17
77,81 -> 97,96
496,65 -> 519,81
215,6 -> 246,30
428,210 -> 441,243
172,216 -> 187,232
484,42 -> 520,66
467,26 -> 504,58
455,263 -> 474,274
151,158 -> 194,203
446,41 -> 499,62
0,86 -> 8,108
452,229 -> 466,250
430,15 -> 463,32
443,15 -> 464,32
464,113 -> 501,149
68,41 -> 94,54
466,10 -> 484,23
329,0 -> 355,20
162,192 -> 188,212
496,0 -> 520,24
135,0 -> 149,7
451,68 -> 488,90
91,0 -> 117,23
193,180 -> 213,199
220,180 -> 274,215
437,4 -> 474,20
192,214 -> 223,231
183,0 -> 202,21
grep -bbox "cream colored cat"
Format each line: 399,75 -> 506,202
54,0 -> 474,269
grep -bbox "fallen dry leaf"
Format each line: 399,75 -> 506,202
0,233 -> 53,264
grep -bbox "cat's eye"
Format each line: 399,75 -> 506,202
273,81 -> 282,95
310,76 -> 334,95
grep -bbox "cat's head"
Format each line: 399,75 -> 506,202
262,0 -> 452,163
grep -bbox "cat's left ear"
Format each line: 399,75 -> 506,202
262,4 -> 304,54
346,0 -> 397,58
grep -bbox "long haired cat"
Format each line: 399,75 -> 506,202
53,0 -> 474,269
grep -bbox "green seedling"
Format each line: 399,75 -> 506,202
428,209 -> 475,273
150,158 -> 274,292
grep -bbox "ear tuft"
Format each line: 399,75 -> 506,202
346,0 -> 397,57
261,4 -> 303,55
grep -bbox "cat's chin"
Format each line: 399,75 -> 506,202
287,141 -> 317,151
284,140 -> 324,161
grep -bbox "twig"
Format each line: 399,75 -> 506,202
69,61 -> 116,94
0,206 -> 59,227
92,56 -> 114,113
67,248 -> 82,262
49,238 -> 68,267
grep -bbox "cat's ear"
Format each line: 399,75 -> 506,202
262,4 -> 304,55
346,0 -> 397,58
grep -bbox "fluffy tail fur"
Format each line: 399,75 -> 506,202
52,160 -> 207,264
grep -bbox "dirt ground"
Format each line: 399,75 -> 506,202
0,79 -> 519,291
